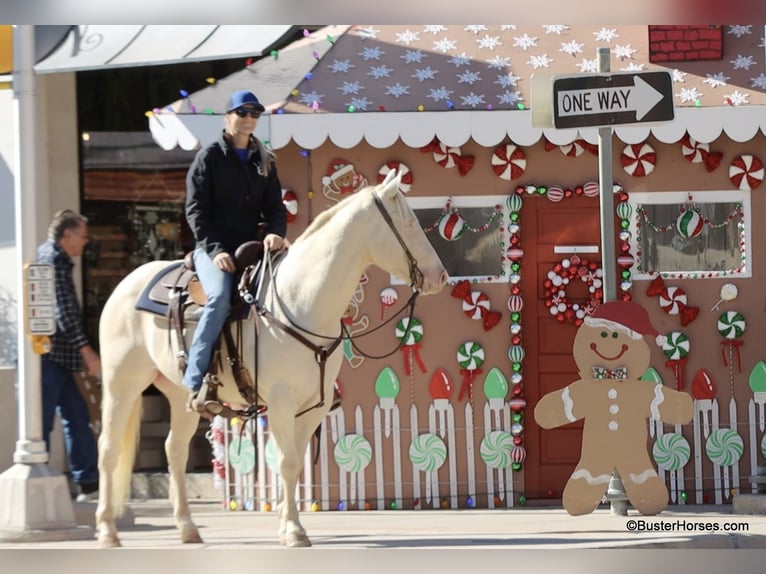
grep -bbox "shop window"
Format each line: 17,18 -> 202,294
628,190 -> 750,279
400,195 -> 509,284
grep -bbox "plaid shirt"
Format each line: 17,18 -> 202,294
36,240 -> 90,372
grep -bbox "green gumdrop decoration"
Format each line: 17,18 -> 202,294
641,367 -> 664,385
749,361 -> 766,393
375,367 -> 400,399
483,367 -> 509,400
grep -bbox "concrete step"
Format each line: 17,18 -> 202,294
130,472 -> 222,501
733,494 -> 766,515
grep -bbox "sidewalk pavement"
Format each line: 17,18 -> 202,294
2,498 -> 766,549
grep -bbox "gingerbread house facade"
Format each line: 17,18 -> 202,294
153,25 -> 766,510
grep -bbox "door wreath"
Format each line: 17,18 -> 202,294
543,255 -> 603,325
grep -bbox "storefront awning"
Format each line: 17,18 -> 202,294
34,25 -> 295,74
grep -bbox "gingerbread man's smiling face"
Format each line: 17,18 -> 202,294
573,322 -> 651,381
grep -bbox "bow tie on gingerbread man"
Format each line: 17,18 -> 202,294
646,276 -> 699,326
451,280 -> 502,331
592,366 -> 628,380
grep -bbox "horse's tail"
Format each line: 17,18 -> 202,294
111,396 -> 142,517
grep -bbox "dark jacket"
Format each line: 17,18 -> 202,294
185,131 -> 287,258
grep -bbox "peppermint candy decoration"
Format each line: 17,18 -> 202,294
433,142 -> 462,168
659,286 -> 687,315
676,208 -> 704,238
377,161 -> 413,194
507,295 -> 524,312
546,185 -> 564,202
438,212 -> 467,241
479,431 -> 514,469
395,316 -> 423,345
457,341 -> 484,370
705,428 -> 744,467
652,432 -> 691,471
559,140 -> 585,157
662,331 -> 690,360
729,154 -> 764,191
621,142 -> 656,177
228,435 -> 256,474
334,434 -> 373,472
717,310 -> 746,339
491,144 -> 527,181
281,188 -> 298,223
680,134 -> 709,163
409,433 -> 447,472
462,291 -> 490,320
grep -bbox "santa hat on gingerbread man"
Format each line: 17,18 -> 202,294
584,301 -> 666,346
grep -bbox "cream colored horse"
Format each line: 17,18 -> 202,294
95,169 -> 447,548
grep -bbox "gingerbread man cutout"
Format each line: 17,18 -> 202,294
321,159 -> 368,202
534,300 -> 693,516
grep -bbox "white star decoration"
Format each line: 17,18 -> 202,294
359,46 -> 385,61
298,91 -> 323,106
412,67 -> 438,81
577,58 -> 598,73
477,35 -> 502,50
500,25 -> 517,31
464,25 -> 489,34
728,25 -> 752,38
672,69 -> 687,82
751,73 -> 766,89
423,25 -> 448,35
594,28 -> 619,42
338,81 -> 362,95
356,27 -> 380,40
367,65 -> 393,80
427,87 -> 453,102
460,92 -> 486,108
328,59 -> 354,73
527,54 -> 553,69
724,90 -> 749,105
543,25 -> 569,34
613,45 -> 636,60
348,97 -> 372,111
498,90 -> 524,105
401,50 -> 426,64
620,63 -> 644,71
395,30 -> 420,45
513,34 -> 538,50
448,53 -> 472,67
703,72 -> 730,88
433,38 -> 458,53
731,54 -> 755,70
486,55 -> 511,69
385,83 -> 410,98
495,73 -> 521,88
560,41 -> 584,56
678,87 -> 702,103
457,70 -> 482,84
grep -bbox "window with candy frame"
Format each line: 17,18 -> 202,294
628,190 -> 751,280
398,195 -> 509,284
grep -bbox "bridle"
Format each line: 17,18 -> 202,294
250,190 -> 428,416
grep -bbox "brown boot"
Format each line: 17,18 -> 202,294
187,376 -> 224,419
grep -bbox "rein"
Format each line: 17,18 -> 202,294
252,192 -> 425,417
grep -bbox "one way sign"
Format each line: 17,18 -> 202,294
550,71 -> 674,129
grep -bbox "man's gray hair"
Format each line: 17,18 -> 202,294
48,209 -> 88,242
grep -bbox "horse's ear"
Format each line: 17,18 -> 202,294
380,169 -> 403,199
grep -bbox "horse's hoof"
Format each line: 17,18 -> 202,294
285,533 -> 312,548
181,530 -> 203,544
98,534 -> 122,548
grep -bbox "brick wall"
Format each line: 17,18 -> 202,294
649,25 -> 723,63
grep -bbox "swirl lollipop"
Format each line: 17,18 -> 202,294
379,287 -> 398,319
409,433 -> 447,472
457,341 -> 485,401
480,430 -> 514,469
395,317 -> 426,375
662,331 -> 690,391
334,434 -> 373,473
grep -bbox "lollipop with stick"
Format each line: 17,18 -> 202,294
710,283 -> 738,312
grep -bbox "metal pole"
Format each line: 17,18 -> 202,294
596,46 -> 628,516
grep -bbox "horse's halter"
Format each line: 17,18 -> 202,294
372,192 -> 425,292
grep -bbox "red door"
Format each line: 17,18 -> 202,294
522,196 -> 601,502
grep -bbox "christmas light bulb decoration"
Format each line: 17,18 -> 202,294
429,368 -> 454,400
483,367 -> 509,400
375,367 -> 401,406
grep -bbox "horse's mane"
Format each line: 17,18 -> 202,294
292,185 -> 374,244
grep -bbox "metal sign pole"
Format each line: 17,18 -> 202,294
596,46 -> 629,515
0,24 -> 92,542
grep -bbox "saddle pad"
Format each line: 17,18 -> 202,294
135,261 -> 184,316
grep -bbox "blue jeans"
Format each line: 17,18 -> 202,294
41,359 -> 99,485
182,247 -> 233,393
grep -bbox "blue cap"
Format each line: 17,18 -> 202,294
226,90 -> 265,113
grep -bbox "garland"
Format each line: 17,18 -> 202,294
422,199 -> 503,233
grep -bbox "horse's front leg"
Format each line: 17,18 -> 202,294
158,377 -> 204,544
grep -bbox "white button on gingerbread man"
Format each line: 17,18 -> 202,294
534,300 -> 693,516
